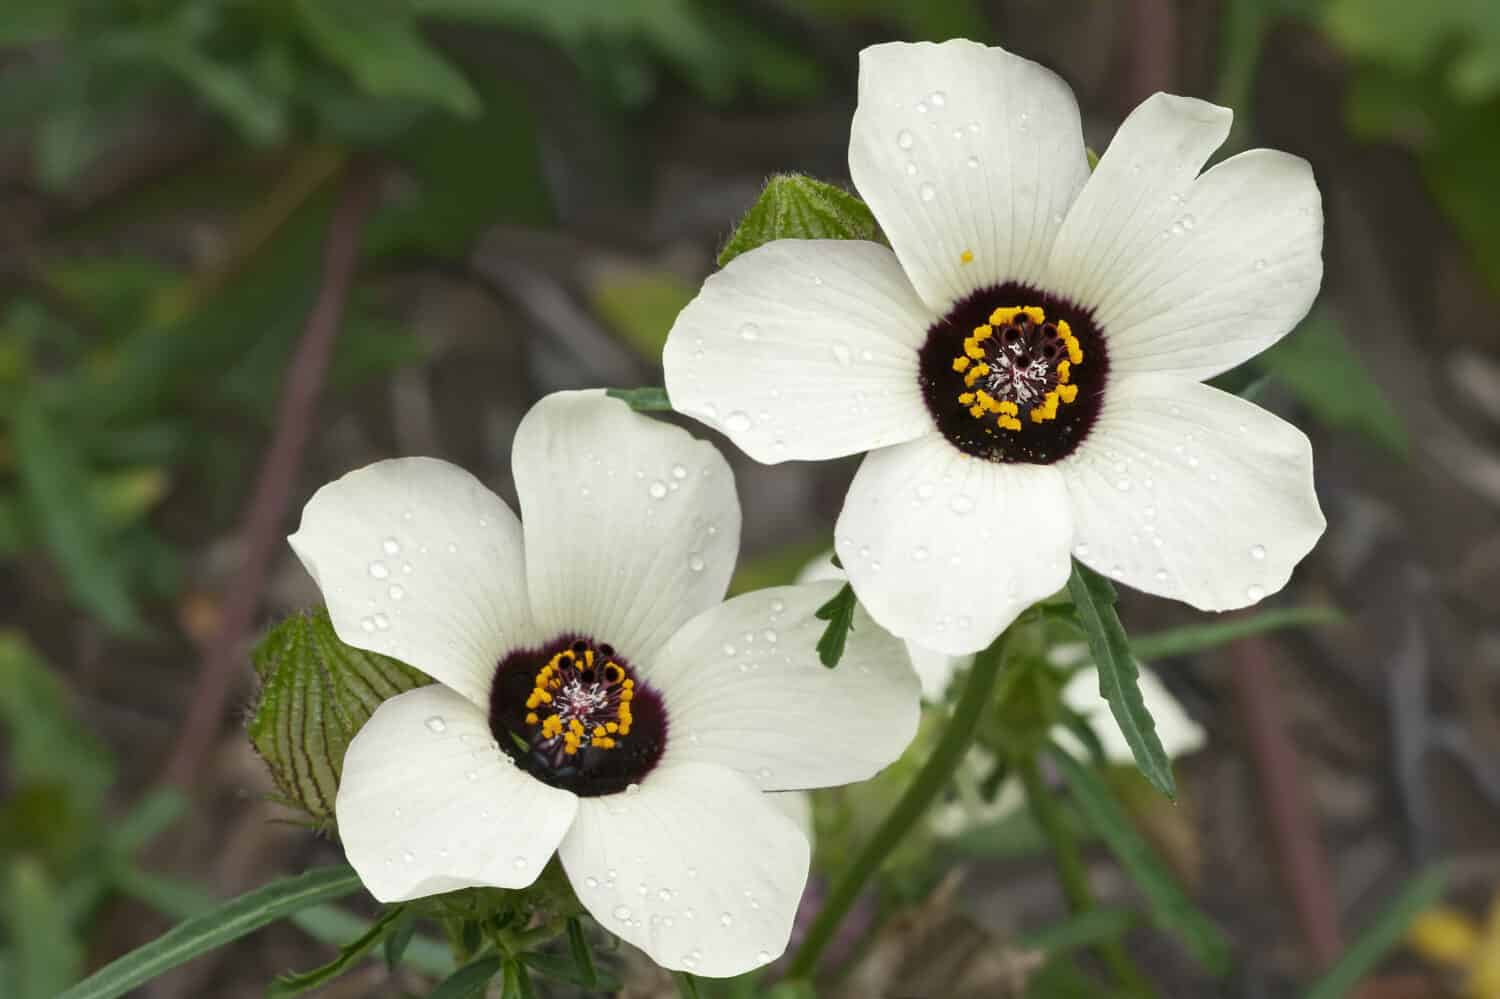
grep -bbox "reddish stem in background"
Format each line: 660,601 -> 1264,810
160,164 -> 381,789
1124,0 -> 1178,100
1231,635 -> 1344,970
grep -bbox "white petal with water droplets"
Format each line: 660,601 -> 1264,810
559,761 -> 809,978
836,433 -> 1074,655
289,457 -> 533,707
1060,375 -> 1324,611
647,583 -> 919,791
849,39 -> 1090,313
1057,663 -> 1206,763
664,239 -> 934,463
335,686 -> 578,902
512,391 -> 740,664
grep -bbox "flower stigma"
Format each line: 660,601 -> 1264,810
489,636 -> 667,797
917,283 -> 1109,464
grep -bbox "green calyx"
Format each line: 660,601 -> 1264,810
247,608 -> 430,828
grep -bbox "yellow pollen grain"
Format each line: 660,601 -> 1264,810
999,415 -> 1022,431
1056,360 -> 1071,382
1066,338 -> 1083,365
958,391 -> 975,405
952,356 -> 970,373
960,249 -> 974,264
998,400 -> 1018,416
525,712 -> 538,725
1058,383 -> 1078,403
963,363 -> 989,387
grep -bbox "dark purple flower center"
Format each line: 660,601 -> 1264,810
489,636 -> 667,797
917,282 -> 1109,464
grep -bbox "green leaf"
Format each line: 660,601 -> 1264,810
13,397 -> 145,634
248,609 -> 431,825
384,907 -> 417,970
0,632 -> 114,809
430,955 -> 503,999
812,582 -> 857,668
294,0 -> 479,117
717,173 -> 879,267
5,858 -> 83,999
501,958 -> 536,999
269,904 -> 408,997
675,970 -> 703,999
1019,907 -> 1135,955
566,917 -> 597,987
111,788 -> 188,856
57,865 -> 364,999
521,950 -> 623,990
1130,605 -> 1342,662
605,386 -> 672,412
1256,310 -> 1407,456
1065,561 -> 1174,798
1050,750 -> 1230,974
1304,866 -> 1448,999
590,268 -> 697,360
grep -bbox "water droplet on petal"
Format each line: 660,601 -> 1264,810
402,850 -> 415,863
372,613 -> 390,631
512,856 -> 527,870
388,584 -> 405,601
720,912 -> 734,927
1250,544 -> 1266,560
424,716 -> 447,733
726,411 -> 752,432
930,90 -> 946,107
831,341 -> 852,365
1254,258 -> 1267,271
368,561 -> 389,579
672,464 -> 689,480
649,481 -> 668,499
1247,584 -> 1266,601
586,877 -> 599,889
950,494 -> 975,514
912,546 -> 929,561
688,553 -> 706,572
966,155 -> 980,169
739,322 -> 760,341
360,617 -> 375,632
383,538 -> 401,555
919,182 -> 936,202
896,129 -> 914,150
613,905 -> 632,921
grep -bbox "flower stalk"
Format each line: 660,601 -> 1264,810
784,625 -> 1012,980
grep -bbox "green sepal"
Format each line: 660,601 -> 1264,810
247,609 -> 430,828
717,174 -> 879,267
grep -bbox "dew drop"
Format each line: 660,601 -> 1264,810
722,642 -> 737,657
360,617 -> 375,633
402,562 -> 414,574
725,411 -> 752,432
613,905 -> 632,922
758,950 -> 772,963
368,561 -> 389,579
625,783 -> 641,795
929,90 -> 946,107
1181,214 -> 1196,231
466,769 -> 480,782
1154,569 -> 1168,582
372,613 -> 390,631
649,481 -> 668,500
720,912 -> 734,927
446,542 -> 458,554
919,182 -> 937,202
1247,584 -> 1266,601
688,553 -> 706,573
382,538 -> 401,555
896,129 -> 914,150
739,322 -> 760,341
388,584 -> 405,601
424,716 -> 447,733
672,464 -> 688,479
831,341 -> 852,365
912,546 -> 930,561
512,856 -> 527,870
904,161 -> 918,176
402,850 -> 415,863
763,628 -> 777,643
1254,258 -> 1267,271
770,598 -> 785,613
1116,478 -> 1131,491
950,494 -> 975,515
1250,544 -> 1266,561
585,877 -> 599,889
658,888 -> 674,901
966,155 -> 980,169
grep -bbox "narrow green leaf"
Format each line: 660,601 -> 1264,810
812,582 -> 857,668
384,907 -> 417,970
110,788 -> 188,856
5,858 -> 83,999
1130,605 -> 1343,662
675,970 -> 703,999
606,386 -> 672,412
1019,907 -> 1135,955
0,632 -> 114,809
13,397 -> 144,634
522,950 -> 622,991
293,0 -> 479,116
1257,309 -> 1407,456
718,174 -> 879,267
57,865 -> 364,999
430,955 -> 503,999
1066,561 -> 1175,797
1304,867 -> 1448,999
1050,749 -> 1230,974
248,609 -> 429,825
269,904 -> 408,996
566,917 -> 597,987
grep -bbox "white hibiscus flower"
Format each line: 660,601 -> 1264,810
665,39 -> 1326,656
288,391 -> 919,977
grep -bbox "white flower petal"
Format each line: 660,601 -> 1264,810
1061,125 -> 1321,381
289,457 -> 532,707
771,792 -> 815,842
663,239 -> 934,463
648,583 -> 919,791
558,761 -> 809,978
835,434 -> 1074,655
1060,375 -> 1325,610
849,40 -> 1091,313
1059,664 -> 1206,763
1045,93 -> 1231,315
335,686 -> 578,902
512,391 -> 740,663
796,550 -> 966,701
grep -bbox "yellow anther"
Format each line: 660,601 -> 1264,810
541,715 -> 563,738
990,306 -> 1045,326
998,415 -> 1023,431
964,341 -> 986,361
963,363 -> 989,388
968,404 -> 985,418
593,726 -> 607,739
525,712 -> 539,725
1056,360 -> 1071,383
1057,383 -> 1078,404
1066,338 -> 1083,365
958,391 -> 975,405
1030,406 -> 1046,423
569,718 -> 585,736
998,400 -> 1018,416
960,249 -> 974,264
952,356 -> 970,373
606,721 -> 619,734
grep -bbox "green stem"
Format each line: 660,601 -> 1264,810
784,629 -> 1010,980
1019,758 -> 1152,997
